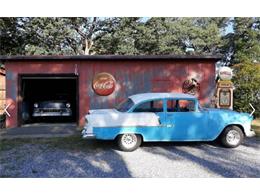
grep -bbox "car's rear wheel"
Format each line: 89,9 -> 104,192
220,126 -> 244,148
117,134 -> 142,152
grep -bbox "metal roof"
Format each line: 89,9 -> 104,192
0,55 -> 222,61
129,92 -> 196,104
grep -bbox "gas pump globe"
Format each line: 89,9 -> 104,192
215,67 -> 234,109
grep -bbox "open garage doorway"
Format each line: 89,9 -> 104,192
18,74 -> 78,125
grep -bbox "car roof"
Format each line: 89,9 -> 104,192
129,92 -> 196,104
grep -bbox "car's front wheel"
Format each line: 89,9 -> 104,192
117,133 -> 142,152
220,126 -> 244,148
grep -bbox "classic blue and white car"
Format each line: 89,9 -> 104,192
82,93 -> 255,151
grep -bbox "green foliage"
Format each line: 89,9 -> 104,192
22,18 -> 76,55
153,17 -> 224,55
233,63 -> 260,117
224,18 -> 260,116
1,17 -> 260,116
0,17 -> 120,55
232,18 -> 260,64
95,17 -> 226,55
0,17 -> 258,59
223,17 -> 260,65
95,18 -> 141,54
0,18 -> 26,55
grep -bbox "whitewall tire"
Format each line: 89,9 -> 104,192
117,134 -> 142,152
220,126 -> 244,148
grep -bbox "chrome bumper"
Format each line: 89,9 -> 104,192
246,129 -> 256,137
82,133 -> 96,139
33,112 -> 72,117
81,128 -> 96,139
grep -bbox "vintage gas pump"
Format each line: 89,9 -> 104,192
215,67 -> 234,110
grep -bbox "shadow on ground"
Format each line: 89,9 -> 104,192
1,137 -> 259,178
141,137 -> 260,177
0,137 -> 131,178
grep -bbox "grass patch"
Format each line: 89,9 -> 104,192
0,136 -> 80,151
0,138 -> 29,151
0,136 -> 114,152
252,118 -> 260,137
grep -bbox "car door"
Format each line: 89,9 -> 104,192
132,99 -> 169,141
164,98 -> 209,141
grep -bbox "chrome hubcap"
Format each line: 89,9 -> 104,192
122,134 -> 137,148
226,130 -> 240,145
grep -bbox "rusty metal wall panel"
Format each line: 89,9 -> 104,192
5,59 -> 216,128
80,59 -> 217,134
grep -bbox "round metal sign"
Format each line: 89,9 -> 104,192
92,72 -> 116,96
218,67 -> 233,81
182,78 -> 200,95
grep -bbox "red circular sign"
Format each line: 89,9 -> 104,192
92,72 -> 116,96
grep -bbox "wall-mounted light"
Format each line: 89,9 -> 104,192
74,64 -> 78,75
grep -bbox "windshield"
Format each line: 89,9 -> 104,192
116,98 -> 134,112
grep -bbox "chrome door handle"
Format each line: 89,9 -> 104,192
160,124 -> 174,128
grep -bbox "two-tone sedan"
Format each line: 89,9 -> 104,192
82,93 -> 255,151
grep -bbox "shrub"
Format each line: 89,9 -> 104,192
232,63 -> 260,118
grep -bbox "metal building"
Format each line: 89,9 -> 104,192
0,55 -> 221,128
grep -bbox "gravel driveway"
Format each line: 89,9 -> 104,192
1,137 -> 260,177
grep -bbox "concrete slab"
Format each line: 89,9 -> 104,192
0,123 -> 80,139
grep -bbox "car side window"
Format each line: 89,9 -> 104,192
133,100 -> 163,113
178,100 -> 195,112
167,99 -> 195,112
167,100 -> 178,112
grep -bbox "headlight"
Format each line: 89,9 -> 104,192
34,103 -> 38,108
66,103 -> 71,108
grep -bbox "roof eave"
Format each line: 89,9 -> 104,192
0,54 -> 223,61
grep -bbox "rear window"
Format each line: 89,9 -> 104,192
116,98 -> 134,112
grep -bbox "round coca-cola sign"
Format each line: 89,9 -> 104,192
92,72 -> 116,96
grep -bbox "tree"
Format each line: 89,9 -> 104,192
22,17 -> 76,55
222,18 -> 260,117
95,17 -> 227,55
222,17 -> 260,65
157,17 -> 227,55
95,17 -> 142,55
1,17 -> 120,55
233,17 -> 260,64
63,17 -> 120,55
0,18 -> 26,55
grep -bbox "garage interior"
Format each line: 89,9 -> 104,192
19,75 -> 78,125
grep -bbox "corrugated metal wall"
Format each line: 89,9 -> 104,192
5,58 -> 216,128
84,60 -> 215,110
